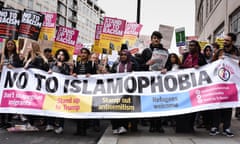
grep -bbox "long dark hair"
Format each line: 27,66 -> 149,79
189,40 -> 201,54
4,39 -> 17,59
169,53 -> 181,65
165,53 -> 181,71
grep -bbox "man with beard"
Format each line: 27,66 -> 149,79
210,33 -> 240,137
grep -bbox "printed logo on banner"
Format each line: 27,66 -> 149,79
218,67 -> 231,81
140,92 -> 191,112
214,62 -> 235,81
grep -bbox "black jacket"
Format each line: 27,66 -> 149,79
139,43 -> 169,71
73,61 -> 97,75
27,56 -> 49,71
50,61 -> 70,75
3,53 -> 24,68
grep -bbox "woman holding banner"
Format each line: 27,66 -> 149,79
177,40 -> 207,133
22,42 -> 49,130
1,39 -> 24,69
0,39 -> 24,129
24,42 -> 49,71
110,49 -> 137,135
45,48 -> 71,134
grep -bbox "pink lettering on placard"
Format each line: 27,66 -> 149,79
41,12 -> 57,28
124,22 -> 142,36
190,83 -> 238,106
102,17 -> 126,36
1,90 -> 45,109
55,26 -> 79,46
74,43 -> 83,55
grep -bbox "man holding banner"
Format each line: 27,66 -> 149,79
141,31 -> 169,133
72,48 -> 97,136
209,33 -> 240,137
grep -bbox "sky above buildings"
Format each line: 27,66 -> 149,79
97,0 -> 195,53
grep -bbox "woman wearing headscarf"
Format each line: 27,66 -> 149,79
110,49 -> 136,135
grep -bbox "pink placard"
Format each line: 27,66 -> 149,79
74,43 -> 83,55
1,90 -> 45,109
102,17 -> 126,36
124,22 -> 143,36
41,12 -> 57,28
55,26 -> 79,46
190,83 -> 238,106
95,24 -> 103,40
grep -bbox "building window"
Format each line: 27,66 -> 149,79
206,0 -> 209,17
58,15 -> 66,26
36,3 -> 41,11
230,12 -> 240,33
214,23 -> 224,41
58,3 -> 66,16
230,8 -> 240,46
197,3 -> 204,32
68,0 -> 73,8
68,9 -> 73,17
28,0 -> 33,9
42,7 -> 48,12
18,0 -> 23,4
210,0 -> 213,11
72,22 -> 76,28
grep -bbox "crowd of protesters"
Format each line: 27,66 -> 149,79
0,31 -> 239,137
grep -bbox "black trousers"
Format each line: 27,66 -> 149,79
76,119 -> 88,135
149,118 -> 163,129
175,113 -> 196,133
111,119 -> 128,130
0,114 -> 11,124
211,108 -> 232,130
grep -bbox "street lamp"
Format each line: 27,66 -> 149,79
137,0 -> 141,24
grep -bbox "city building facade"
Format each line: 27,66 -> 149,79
195,0 -> 240,46
0,0 -> 105,44
57,0 -> 105,44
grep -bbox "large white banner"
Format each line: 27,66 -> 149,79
0,57 -> 240,118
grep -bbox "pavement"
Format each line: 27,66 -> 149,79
0,117 -> 240,144
0,119 -> 109,144
98,118 -> 240,144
